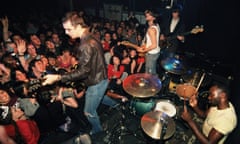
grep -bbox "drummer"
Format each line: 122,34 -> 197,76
181,83 -> 237,144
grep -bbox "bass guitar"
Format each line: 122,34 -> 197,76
160,25 -> 204,48
120,41 -> 146,57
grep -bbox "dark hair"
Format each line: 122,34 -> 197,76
144,9 -> 159,18
144,9 -> 160,25
171,4 -> 182,13
109,55 -> 122,71
62,11 -> 90,28
28,58 -> 41,72
10,67 -> 28,82
213,82 -> 230,97
0,106 -> 25,143
45,51 -> 57,59
11,81 -> 27,98
0,84 -> 16,99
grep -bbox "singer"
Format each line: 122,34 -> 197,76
42,11 -> 108,135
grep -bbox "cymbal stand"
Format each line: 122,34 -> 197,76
159,71 -> 172,97
104,100 -> 144,144
157,114 -> 168,144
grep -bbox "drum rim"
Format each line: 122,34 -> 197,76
154,99 -> 177,117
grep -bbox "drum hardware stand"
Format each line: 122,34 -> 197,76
156,113 -> 168,144
145,112 -> 169,144
104,100 -> 145,143
159,71 -> 171,97
159,72 -> 179,97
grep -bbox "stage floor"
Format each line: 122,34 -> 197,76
90,93 -> 204,144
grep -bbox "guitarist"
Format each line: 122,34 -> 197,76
160,5 -> 186,59
137,9 -> 161,75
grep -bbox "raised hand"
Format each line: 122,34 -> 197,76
0,16 -> 9,29
16,39 -> 26,55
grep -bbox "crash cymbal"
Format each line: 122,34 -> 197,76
141,111 -> 176,140
161,55 -> 187,75
176,83 -> 197,99
123,73 -> 162,98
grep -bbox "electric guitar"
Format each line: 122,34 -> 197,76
160,25 -> 204,48
120,41 -> 146,57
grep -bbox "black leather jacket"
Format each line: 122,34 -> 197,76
60,31 -> 107,86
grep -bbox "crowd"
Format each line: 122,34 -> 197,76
0,8 -> 150,144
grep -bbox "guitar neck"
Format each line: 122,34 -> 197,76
167,31 -> 191,40
167,26 -> 204,40
121,41 -> 140,49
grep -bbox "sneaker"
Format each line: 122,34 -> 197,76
74,133 -> 92,144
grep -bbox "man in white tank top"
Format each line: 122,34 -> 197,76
137,9 -> 161,75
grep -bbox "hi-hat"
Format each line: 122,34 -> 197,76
123,73 -> 162,98
141,111 -> 176,140
161,55 -> 187,75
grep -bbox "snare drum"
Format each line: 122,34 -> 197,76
130,98 -> 155,116
153,100 -> 177,118
176,83 -> 196,100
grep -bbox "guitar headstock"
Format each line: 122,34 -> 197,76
190,25 -> 204,34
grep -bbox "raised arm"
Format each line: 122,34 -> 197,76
1,16 -> 10,42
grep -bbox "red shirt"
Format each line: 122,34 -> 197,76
5,120 -> 40,144
137,56 -> 145,64
101,40 -> 111,52
107,64 -> 125,80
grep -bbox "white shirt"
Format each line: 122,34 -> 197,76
202,102 -> 237,144
146,24 -> 161,54
170,18 -> 179,33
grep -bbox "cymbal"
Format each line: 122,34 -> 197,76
141,111 -> 176,140
176,83 -> 197,99
161,55 -> 187,75
123,73 -> 162,98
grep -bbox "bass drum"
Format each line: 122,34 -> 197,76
130,98 -> 155,117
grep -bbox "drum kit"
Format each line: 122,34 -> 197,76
121,54 -> 207,141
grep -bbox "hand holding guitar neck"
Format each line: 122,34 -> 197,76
160,25 -> 204,48
120,41 -> 146,57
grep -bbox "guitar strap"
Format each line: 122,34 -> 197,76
141,24 -> 149,46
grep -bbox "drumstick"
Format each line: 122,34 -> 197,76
196,72 -> 205,92
183,87 -> 187,111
